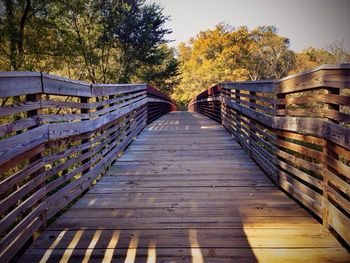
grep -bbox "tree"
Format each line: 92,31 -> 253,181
102,0 -> 172,83
133,45 -> 180,94
173,24 -> 295,106
249,26 -> 295,80
0,0 -> 177,92
291,41 -> 350,74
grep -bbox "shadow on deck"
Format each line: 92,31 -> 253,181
19,112 -> 349,262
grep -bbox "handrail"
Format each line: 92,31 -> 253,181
189,63 -> 350,246
188,84 -> 222,122
0,72 -> 176,262
147,85 -> 177,123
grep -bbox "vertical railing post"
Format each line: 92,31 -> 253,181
249,90 -> 256,156
322,87 -> 340,229
146,88 -> 150,124
80,96 -> 91,176
219,85 -> 224,127
25,92 -> 47,232
235,88 -> 243,148
275,92 -> 286,187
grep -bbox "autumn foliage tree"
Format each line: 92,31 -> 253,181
172,24 -> 296,106
291,41 -> 350,74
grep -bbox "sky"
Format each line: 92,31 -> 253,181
146,0 -> 350,52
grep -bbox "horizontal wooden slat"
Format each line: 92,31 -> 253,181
91,83 -> 146,96
0,125 -> 48,166
276,66 -> 350,94
326,201 -> 350,245
222,80 -> 274,93
275,130 -> 323,145
0,72 -> 42,97
325,169 -> 350,197
0,202 -> 45,255
277,139 -> 323,160
277,94 -> 350,106
279,170 -> 322,217
276,148 -> 322,175
324,153 -> 350,179
0,101 -> 41,117
0,187 -> 45,233
42,73 -> 91,97
0,117 -> 38,137
0,158 -> 45,195
222,90 -> 275,104
0,172 -> 45,214
47,98 -> 147,139
277,159 -> 322,189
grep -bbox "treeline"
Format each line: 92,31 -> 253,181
0,0 -> 179,93
1,2 -> 349,106
173,24 -> 350,107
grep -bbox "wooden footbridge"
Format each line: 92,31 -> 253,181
1,64 -> 350,262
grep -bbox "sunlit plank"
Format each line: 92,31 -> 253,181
39,230 -> 66,263
59,230 -> 84,263
146,240 -> 156,263
189,229 -> 204,263
102,230 -> 120,263
82,230 -> 102,263
124,232 -> 140,263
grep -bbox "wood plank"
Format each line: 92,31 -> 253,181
0,72 -> 42,97
222,80 -> 274,93
0,125 -> 48,166
19,248 -> 350,263
18,112 -> 348,263
42,73 -> 91,97
31,228 -> 338,249
91,83 -> 146,96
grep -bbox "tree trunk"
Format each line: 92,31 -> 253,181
5,0 -> 18,70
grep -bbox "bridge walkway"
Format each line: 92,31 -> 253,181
20,112 -> 349,262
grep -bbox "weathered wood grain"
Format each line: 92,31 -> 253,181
191,64 -> 350,250
0,72 -> 174,263
0,72 -> 42,97
19,112 -> 349,263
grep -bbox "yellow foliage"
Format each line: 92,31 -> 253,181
173,24 -> 295,105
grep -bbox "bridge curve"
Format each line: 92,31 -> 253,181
1,64 -> 350,262
19,112 -> 348,262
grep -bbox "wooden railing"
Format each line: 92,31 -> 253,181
189,64 -> 350,246
147,85 -> 177,123
0,72 -> 176,262
188,84 -> 221,122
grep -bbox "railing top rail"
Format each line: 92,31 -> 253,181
221,81 -> 275,93
0,71 -> 42,77
276,63 -> 350,83
0,71 -> 152,98
147,85 -> 177,109
221,79 -> 275,85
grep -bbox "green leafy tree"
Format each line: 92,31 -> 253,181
0,0 -> 178,91
0,0 -> 70,71
134,45 -> 180,94
102,0 -> 172,83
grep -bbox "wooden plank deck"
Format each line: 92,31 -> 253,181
20,112 -> 349,262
